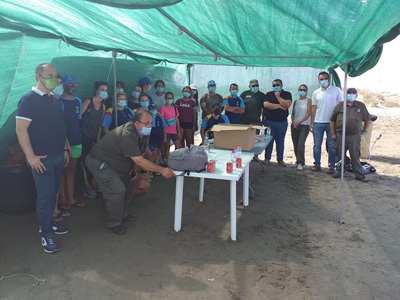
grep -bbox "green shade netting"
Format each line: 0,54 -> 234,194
85,0 -> 183,9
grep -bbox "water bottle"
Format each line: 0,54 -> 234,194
231,150 -> 236,164
237,144 -> 242,157
266,127 -> 271,137
204,132 -> 209,153
236,144 -> 242,168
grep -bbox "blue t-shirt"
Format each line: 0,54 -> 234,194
201,114 -> 230,131
149,112 -> 167,146
103,106 -> 135,130
128,100 -> 141,111
222,96 -> 245,124
60,96 -> 82,146
16,89 -> 66,156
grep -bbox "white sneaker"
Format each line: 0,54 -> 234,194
297,164 -> 303,170
292,162 -> 298,168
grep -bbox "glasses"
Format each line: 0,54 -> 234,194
166,98 -> 174,100
299,89 -> 307,92
139,121 -> 152,128
251,84 -> 259,87
272,84 -> 281,87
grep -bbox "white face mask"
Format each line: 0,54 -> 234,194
117,100 -> 127,107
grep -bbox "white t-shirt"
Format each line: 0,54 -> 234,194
293,98 -> 310,125
312,85 -> 343,123
152,93 -> 166,111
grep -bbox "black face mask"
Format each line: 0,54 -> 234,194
213,108 -> 221,115
65,86 -> 77,95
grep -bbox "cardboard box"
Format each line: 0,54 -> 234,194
211,124 -> 266,151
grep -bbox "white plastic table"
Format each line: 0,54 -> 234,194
173,150 -> 254,241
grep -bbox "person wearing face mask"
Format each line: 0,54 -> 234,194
175,86 -> 197,147
200,103 -> 230,143
102,93 -> 135,135
58,75 -> 85,211
200,80 -> 224,119
310,71 -> 343,174
52,74 -> 64,99
128,85 -> 142,111
152,80 -> 166,111
160,92 -> 181,161
105,81 -> 126,109
80,81 -> 107,199
222,83 -> 245,124
291,84 -> 312,170
330,88 -> 371,182
86,110 -> 176,234
139,77 -> 155,108
189,83 -> 200,144
263,79 -> 292,167
239,79 -> 266,125
16,63 -> 70,253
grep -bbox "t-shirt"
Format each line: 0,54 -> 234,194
200,93 -> 223,118
330,101 -> 371,135
16,88 -> 66,156
264,90 -> 292,122
222,96 -> 245,124
149,113 -> 167,146
91,121 -> 149,173
292,98 -> 311,125
160,105 -> 179,134
152,93 -> 166,111
312,85 -> 343,123
127,100 -> 141,112
102,107 -> 135,130
60,96 -> 82,146
201,114 -> 230,131
175,98 -> 197,123
239,90 -> 265,124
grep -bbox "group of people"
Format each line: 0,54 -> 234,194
15,63 -> 371,253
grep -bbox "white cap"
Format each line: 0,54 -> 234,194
190,84 -> 198,90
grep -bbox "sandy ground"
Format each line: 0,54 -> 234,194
0,106 -> 399,300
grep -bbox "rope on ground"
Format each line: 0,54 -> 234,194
0,274 -> 46,287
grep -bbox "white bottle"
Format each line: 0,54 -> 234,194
237,144 -> 242,158
231,150 -> 236,164
266,127 -> 271,137
204,132 -> 209,153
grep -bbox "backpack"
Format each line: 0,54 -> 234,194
168,145 -> 208,174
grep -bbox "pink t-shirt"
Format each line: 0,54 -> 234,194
160,105 -> 179,134
175,98 -> 196,123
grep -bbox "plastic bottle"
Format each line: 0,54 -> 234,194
204,132 -> 209,153
266,127 -> 271,137
237,145 -> 242,157
236,144 -> 242,168
231,150 -> 236,164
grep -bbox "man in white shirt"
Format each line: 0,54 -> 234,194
310,71 -> 343,173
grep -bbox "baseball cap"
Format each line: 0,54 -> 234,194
62,75 -> 77,85
207,80 -> 216,86
189,84 -> 198,90
139,77 -> 152,85
249,79 -> 259,86
347,88 -> 358,94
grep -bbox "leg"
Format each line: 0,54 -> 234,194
325,124 -> 336,168
297,125 -> 310,166
275,120 -> 288,162
263,120 -> 275,160
153,148 -> 161,165
230,180 -> 237,241
121,174 -> 139,216
243,162 -> 250,206
199,178 -> 204,202
174,176 -> 184,232
291,125 -> 300,164
347,134 -> 365,179
66,157 -> 79,204
180,128 -> 185,148
313,123 -> 324,166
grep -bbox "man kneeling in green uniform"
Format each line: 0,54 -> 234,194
330,88 -> 371,182
87,110 -> 175,234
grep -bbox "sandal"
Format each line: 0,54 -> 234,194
53,213 -> 64,222
59,210 -> 71,218
69,201 -> 86,207
59,204 -> 71,211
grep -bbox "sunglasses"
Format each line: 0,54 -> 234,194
251,84 -> 259,87
272,84 -> 281,87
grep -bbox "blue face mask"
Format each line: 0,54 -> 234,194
299,91 -> 307,97
140,101 -> 150,108
166,99 -> 173,105
231,89 -> 238,96
192,90 -> 197,96
140,126 -> 152,136
53,85 -> 64,97
156,87 -> 164,93
131,91 -> 140,99
251,87 -> 259,93
117,100 -> 127,107
183,92 -> 191,98
347,94 -> 356,102
209,86 -> 216,93
273,86 -> 281,92
320,80 -> 329,88
99,91 -> 108,100
116,88 -> 124,93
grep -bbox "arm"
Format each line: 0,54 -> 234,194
200,127 -> 205,143
275,93 -> 292,109
362,119 -> 371,135
16,119 -> 47,173
176,119 -> 181,139
192,108 -> 197,131
96,103 -> 106,142
295,99 -> 312,126
200,102 -> 212,115
310,105 -> 317,132
330,121 -> 336,140
291,101 -> 296,127
131,156 -> 175,178
81,99 -> 91,114
264,102 -> 284,110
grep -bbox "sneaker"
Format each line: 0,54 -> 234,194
122,213 -> 137,222
41,235 -> 59,253
84,187 -> 97,199
154,172 -> 161,176
297,164 -> 303,170
39,222 -> 69,235
262,159 -> 270,165
332,172 -> 341,178
111,224 -> 125,235
278,161 -> 287,167
292,162 -> 298,168
311,165 -> 321,172
327,167 -> 335,174
92,184 -> 101,193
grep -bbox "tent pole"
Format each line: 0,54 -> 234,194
340,62 -> 349,224
112,51 -> 118,128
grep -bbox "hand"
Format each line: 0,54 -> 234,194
160,167 -> 176,178
292,123 -> 298,129
331,133 -> 336,140
274,91 -> 281,98
194,124 -> 198,132
27,155 -> 47,173
64,151 -> 70,167
163,137 -> 167,144
309,123 -> 314,133
280,105 -> 288,111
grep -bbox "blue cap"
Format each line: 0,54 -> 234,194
208,80 -> 216,86
62,75 -> 77,85
139,77 -> 152,85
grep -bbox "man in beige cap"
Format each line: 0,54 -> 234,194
239,79 -> 266,125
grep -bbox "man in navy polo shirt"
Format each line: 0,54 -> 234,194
16,63 -> 70,253
222,83 -> 245,124
200,103 -> 230,143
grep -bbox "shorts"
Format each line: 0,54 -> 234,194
180,121 -> 193,129
70,144 -> 82,158
150,142 -> 163,149
166,133 -> 179,142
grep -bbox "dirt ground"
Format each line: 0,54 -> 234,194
0,106 -> 399,300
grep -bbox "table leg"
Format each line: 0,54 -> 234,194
199,178 -> 204,202
243,163 -> 250,206
230,180 -> 237,241
174,176 -> 184,232
253,156 -> 266,173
